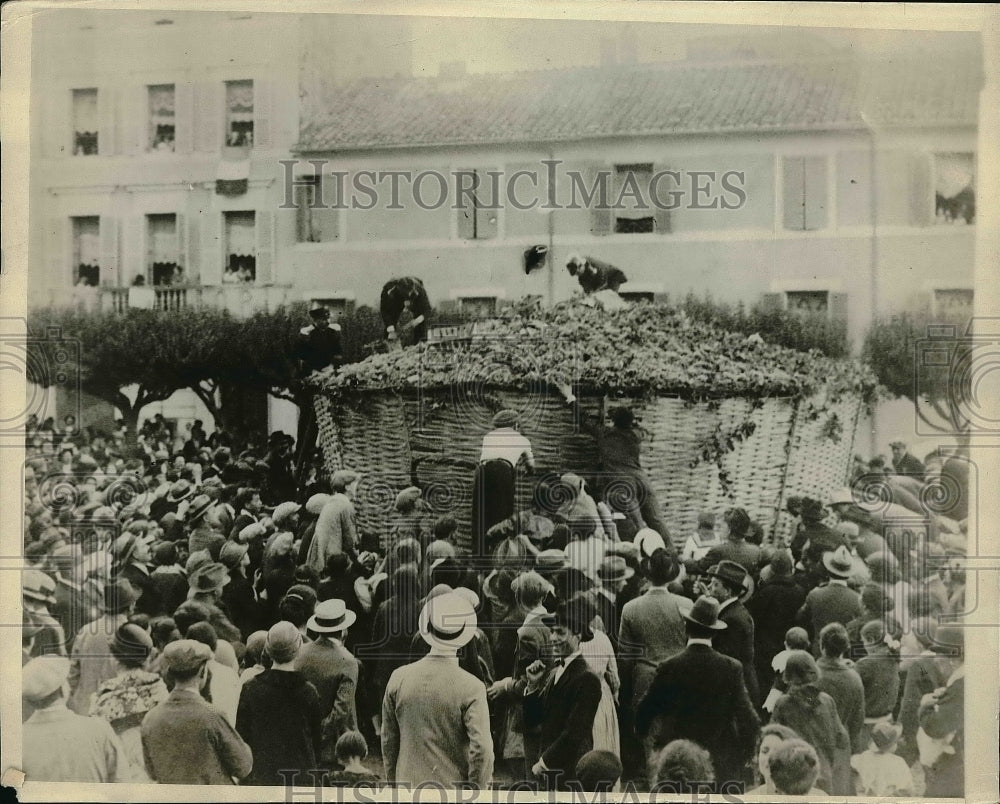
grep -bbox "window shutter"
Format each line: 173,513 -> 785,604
98,88 -> 117,156
476,188 -> 499,240
49,217 -> 68,286
760,292 -> 785,312
653,162 -> 672,234
202,212 -> 223,285
438,299 -> 458,314
185,213 -> 201,283
804,156 -> 828,231
195,81 -> 222,152
782,157 -> 805,230
175,82 -> 194,154
45,92 -> 70,158
312,206 -> 340,242
125,85 -> 146,155
829,292 -> 848,323
456,168 -> 475,240
255,210 -> 275,284
252,78 -> 270,149
123,215 -> 144,285
99,215 -> 119,285
175,213 -> 186,275
909,152 -> 933,227
589,163 -> 612,236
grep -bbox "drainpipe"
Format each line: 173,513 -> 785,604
867,128 -> 879,458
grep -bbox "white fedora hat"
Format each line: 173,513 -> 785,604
418,591 -> 477,651
307,598 -> 357,634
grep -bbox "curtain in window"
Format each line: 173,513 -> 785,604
148,216 -> 177,264
73,89 -> 98,132
74,218 -> 100,286
149,85 -> 175,149
225,213 -> 256,257
226,81 -> 254,121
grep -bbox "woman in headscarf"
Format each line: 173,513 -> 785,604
558,473 -> 610,585
88,622 -> 169,782
473,409 -> 535,557
771,650 -> 853,795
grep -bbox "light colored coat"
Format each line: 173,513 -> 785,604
617,587 -> 692,712
68,613 -> 127,714
381,654 -> 494,788
23,702 -> 130,782
306,493 -> 358,573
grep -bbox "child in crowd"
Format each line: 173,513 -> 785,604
326,731 -> 382,786
575,749 -> 624,793
850,721 -> 914,797
763,626 -> 811,713
768,739 -> 827,796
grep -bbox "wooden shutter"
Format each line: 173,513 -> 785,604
804,156 -> 827,231
49,217 -> 69,287
195,81 -> 223,152
782,157 -> 805,230
185,213 -> 201,284
255,210 -> 275,284
123,215 -> 144,285
653,162 -> 672,234
588,162 -> 612,236
99,215 -> 119,285
44,91 -> 70,158
252,77 -> 270,149
201,212 -> 223,285
313,177 -> 340,241
175,213 -> 186,275
98,88 -> 117,156
829,292 -> 848,324
476,171 -> 499,240
124,85 -> 147,154
175,82 -> 194,154
909,152 -> 933,227
456,168 -> 475,240
760,292 -> 784,312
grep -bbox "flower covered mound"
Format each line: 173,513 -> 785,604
311,299 -> 878,403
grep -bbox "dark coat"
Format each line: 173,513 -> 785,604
236,669 -> 323,786
523,654 -> 602,790
635,643 -> 760,783
148,568 -> 190,619
116,563 -> 160,618
693,540 -> 763,579
797,582 -> 862,655
891,451 -> 925,480
746,576 -> 806,691
715,599 -> 760,707
772,684 -> 852,795
220,571 -> 261,641
898,655 -> 945,761
816,657 -> 867,754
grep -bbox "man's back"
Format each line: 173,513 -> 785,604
141,688 -> 252,785
382,655 -> 493,787
619,589 -> 690,704
295,638 -> 359,727
802,584 -> 861,652
23,704 -> 124,783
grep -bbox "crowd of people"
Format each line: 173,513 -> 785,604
20,407 -> 969,797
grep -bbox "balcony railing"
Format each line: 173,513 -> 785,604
40,283 -> 296,318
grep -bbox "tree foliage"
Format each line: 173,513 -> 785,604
862,310 -> 972,437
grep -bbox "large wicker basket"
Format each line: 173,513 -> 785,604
314,387 -> 865,553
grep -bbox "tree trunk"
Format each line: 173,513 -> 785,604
118,398 -> 142,458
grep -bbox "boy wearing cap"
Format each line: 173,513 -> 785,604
851,721 -> 914,796
141,639 -> 253,784
22,655 -> 131,782
237,621 -> 323,786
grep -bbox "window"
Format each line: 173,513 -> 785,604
934,153 -> 975,225
223,211 -> 256,283
147,214 -> 181,285
614,163 -> 655,234
934,289 -> 974,320
295,176 -> 340,242
785,291 -> 829,316
72,89 -> 99,155
148,84 -> 175,151
305,296 -> 354,322
72,216 -> 100,286
458,296 -> 498,318
225,80 -> 254,147
782,156 -> 827,230
456,169 -> 498,240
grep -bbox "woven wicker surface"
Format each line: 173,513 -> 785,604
317,390 -> 861,553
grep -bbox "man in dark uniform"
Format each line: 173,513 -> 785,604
296,305 -> 344,374
889,441 -> 925,481
294,305 -> 344,485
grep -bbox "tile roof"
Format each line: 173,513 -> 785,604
296,56 -> 981,152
